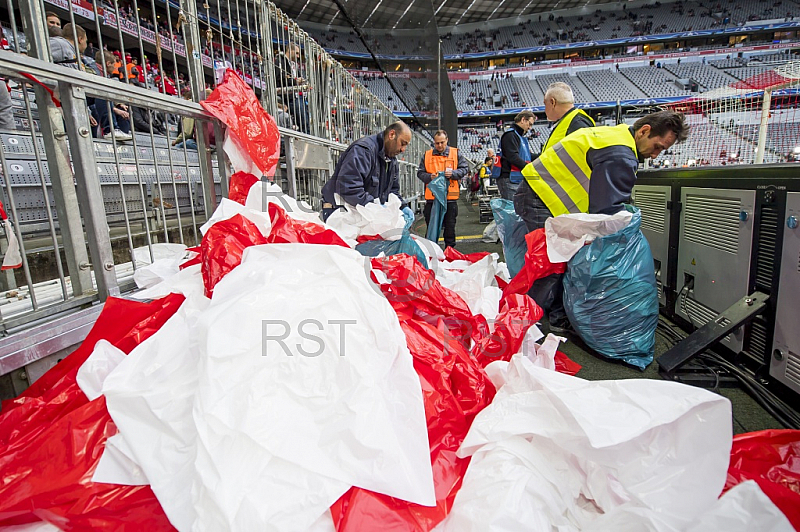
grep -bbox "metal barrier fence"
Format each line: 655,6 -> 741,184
0,0 -> 428,393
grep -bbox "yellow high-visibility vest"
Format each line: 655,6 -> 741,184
542,108 -> 596,152
521,123 -> 637,216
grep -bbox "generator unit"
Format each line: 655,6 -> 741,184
634,165 -> 799,397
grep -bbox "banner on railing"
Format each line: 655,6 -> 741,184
46,0 -> 102,20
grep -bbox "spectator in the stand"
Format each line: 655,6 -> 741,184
87,47 -> 132,141
171,89 -> 217,149
0,80 -> 15,130
275,102 -> 293,130
46,11 -> 61,29
129,82 -> 167,135
0,26 -> 9,50
274,42 -> 309,134
498,110 -> 535,200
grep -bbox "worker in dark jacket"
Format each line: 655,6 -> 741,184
416,130 -> 469,249
498,110 -> 536,200
514,82 -> 596,333
519,110 -> 689,333
321,121 -> 414,223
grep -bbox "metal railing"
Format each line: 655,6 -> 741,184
0,0 -> 428,391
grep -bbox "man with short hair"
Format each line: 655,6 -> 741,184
519,110 -> 689,333
321,121 -> 414,223
514,82 -> 596,333
46,11 -> 61,29
515,82 -> 595,231
416,130 -> 469,249
275,43 -> 309,133
498,110 -> 536,200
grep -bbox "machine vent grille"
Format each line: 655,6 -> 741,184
786,351 -> 800,387
743,319 -> 769,365
797,249 -> 800,273
684,194 -> 740,254
755,207 -> 778,290
634,190 -> 667,234
657,279 -> 663,301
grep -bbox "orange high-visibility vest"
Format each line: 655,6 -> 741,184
423,148 -> 460,201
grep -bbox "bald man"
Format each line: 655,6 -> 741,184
322,121 -> 414,223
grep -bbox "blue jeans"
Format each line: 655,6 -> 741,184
175,139 -> 198,150
497,178 -> 519,201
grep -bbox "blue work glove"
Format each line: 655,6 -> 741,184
401,206 -> 415,228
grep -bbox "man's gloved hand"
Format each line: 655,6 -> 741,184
401,206 -> 415,227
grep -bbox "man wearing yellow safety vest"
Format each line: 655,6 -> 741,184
517,109 -> 690,333
514,82 -> 596,332
417,130 -> 469,249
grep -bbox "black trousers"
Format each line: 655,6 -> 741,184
424,199 -> 458,249
513,182 -> 567,324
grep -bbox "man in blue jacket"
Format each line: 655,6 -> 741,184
321,121 -> 414,223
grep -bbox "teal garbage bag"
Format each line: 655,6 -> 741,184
425,173 -> 447,244
562,206 -> 658,370
490,198 -> 528,278
355,230 -> 429,268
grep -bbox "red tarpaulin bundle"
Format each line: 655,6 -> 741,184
227,171 -> 260,205
200,213 -> 268,297
331,254 -> 498,531
0,295 -> 184,530
725,429 -> 800,530
502,228 -> 566,298
201,69 -> 280,177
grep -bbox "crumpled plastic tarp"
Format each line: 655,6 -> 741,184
544,210 -> 633,263
330,254 -> 498,531
490,198 -> 528,278
228,171 -> 260,205
0,295 -> 185,530
563,206 -> 659,369
326,193 -> 407,246
201,69 -> 280,177
355,229 -> 429,267
502,228 -> 566,298
725,429 -> 800,529
132,243 -> 190,289
434,355 -> 786,532
426,173 -> 448,244
102,244 -> 435,532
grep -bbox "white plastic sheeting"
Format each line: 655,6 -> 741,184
325,193 -> 407,246
101,244 -> 434,531
131,243 -> 189,289
436,355 -> 745,532
545,210 -> 633,263
436,254 -> 504,323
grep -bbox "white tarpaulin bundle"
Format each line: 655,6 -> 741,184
435,355 -> 792,532
96,244 -> 435,531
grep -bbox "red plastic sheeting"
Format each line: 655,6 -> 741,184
725,429 -> 800,530
266,203 -> 350,247
502,228 -> 566,298
371,254 -> 489,348
179,246 -> 202,270
0,295 -> 185,531
201,69 -> 280,177
443,247 -> 490,264
200,213 -> 268,297
228,171 -> 259,205
472,293 -> 543,367
332,254 -> 497,531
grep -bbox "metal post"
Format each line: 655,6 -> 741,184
17,0 -> 93,295
285,136 -> 297,199
181,0 -> 217,216
59,85 -> 120,299
755,89 -> 771,165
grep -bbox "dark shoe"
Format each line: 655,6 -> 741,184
549,318 -> 575,335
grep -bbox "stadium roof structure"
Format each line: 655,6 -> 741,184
273,0 -> 628,30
